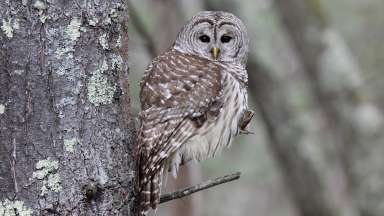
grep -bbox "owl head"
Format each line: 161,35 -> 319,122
173,11 -> 249,66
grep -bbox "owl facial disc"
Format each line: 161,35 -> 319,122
173,11 -> 249,65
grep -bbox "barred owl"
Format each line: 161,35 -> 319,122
138,11 -> 252,215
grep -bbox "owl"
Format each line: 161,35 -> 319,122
137,11 -> 252,215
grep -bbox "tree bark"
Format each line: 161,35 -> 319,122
0,0 -> 136,215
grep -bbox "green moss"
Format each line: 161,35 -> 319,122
87,60 -> 115,106
66,18 -> 81,41
0,199 -> 33,216
64,138 -> 79,153
32,158 -> 62,196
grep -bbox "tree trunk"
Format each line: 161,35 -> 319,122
248,57 -> 337,216
0,0 -> 136,215
203,1 -> 339,215
273,0 -> 384,215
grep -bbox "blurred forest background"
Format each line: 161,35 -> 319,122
128,0 -> 384,215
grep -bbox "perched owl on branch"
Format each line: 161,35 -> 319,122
137,11 -> 253,215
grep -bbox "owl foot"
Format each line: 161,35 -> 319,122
240,129 -> 254,135
239,110 -> 254,135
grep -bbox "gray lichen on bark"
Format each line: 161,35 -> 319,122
0,0 -> 136,215
0,199 -> 33,216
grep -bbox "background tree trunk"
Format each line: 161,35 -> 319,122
203,1 -> 340,215
273,0 -> 384,215
248,58 -> 337,216
0,0 -> 136,215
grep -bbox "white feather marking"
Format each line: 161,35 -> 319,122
160,151 -> 168,159
159,83 -> 173,99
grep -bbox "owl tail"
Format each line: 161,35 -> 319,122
150,173 -> 161,209
139,180 -> 151,216
139,167 -> 164,216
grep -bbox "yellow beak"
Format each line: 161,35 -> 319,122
211,47 -> 220,60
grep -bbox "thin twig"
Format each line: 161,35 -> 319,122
160,172 -> 241,204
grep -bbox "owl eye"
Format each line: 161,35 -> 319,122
199,35 -> 210,43
220,35 -> 232,43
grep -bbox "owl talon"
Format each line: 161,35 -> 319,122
239,110 -> 254,133
240,129 -> 254,135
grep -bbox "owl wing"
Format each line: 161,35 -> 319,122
138,49 -> 223,177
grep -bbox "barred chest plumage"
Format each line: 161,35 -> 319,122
169,64 -> 248,177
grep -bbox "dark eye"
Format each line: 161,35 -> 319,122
221,35 -> 232,43
199,35 -> 210,43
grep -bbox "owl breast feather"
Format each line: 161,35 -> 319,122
169,69 -> 248,177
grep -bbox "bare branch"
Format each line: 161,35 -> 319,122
160,172 -> 241,204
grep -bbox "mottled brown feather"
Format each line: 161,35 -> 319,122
138,49 -> 223,214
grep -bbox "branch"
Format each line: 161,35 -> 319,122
160,172 -> 241,204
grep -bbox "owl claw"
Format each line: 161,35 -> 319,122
239,129 -> 254,135
239,110 -> 254,135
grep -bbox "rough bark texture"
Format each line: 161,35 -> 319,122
0,0 -> 135,215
